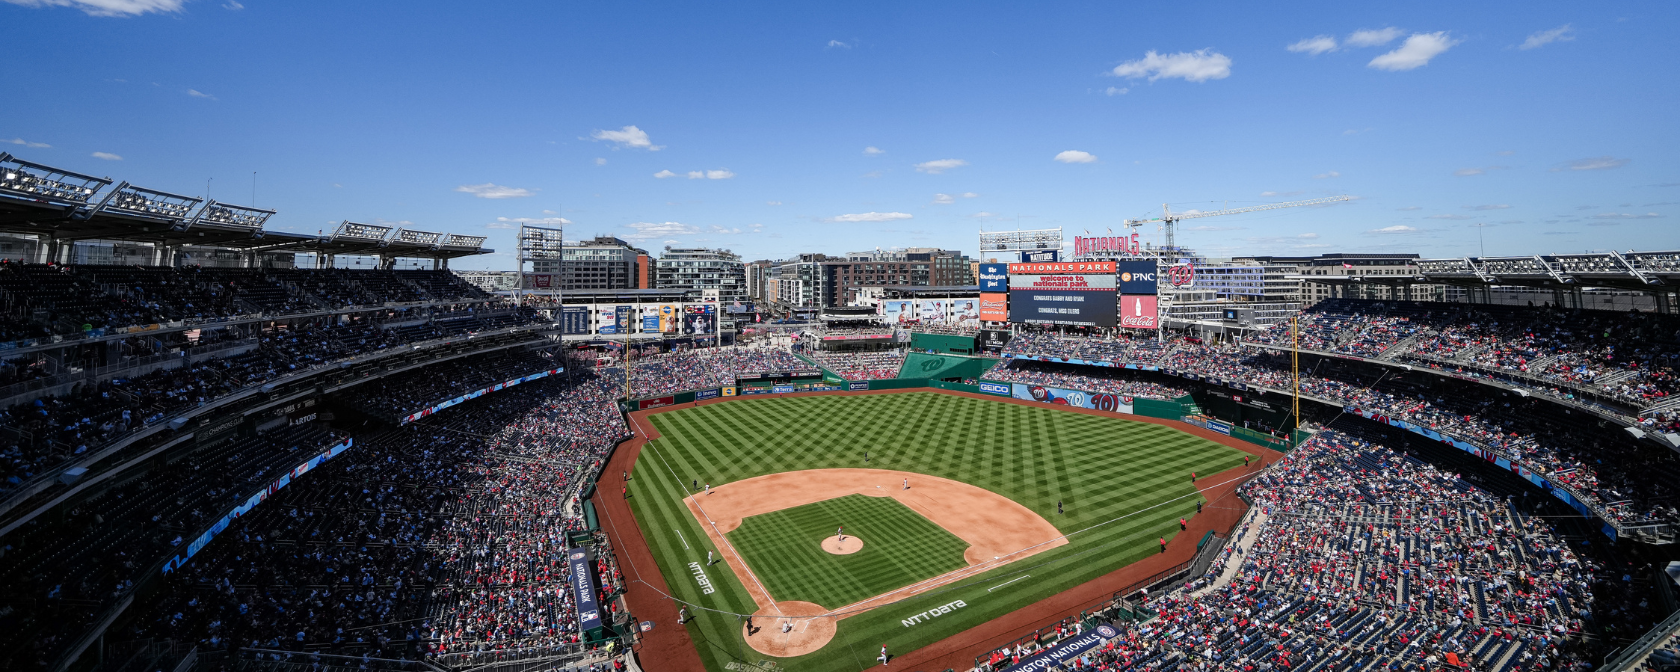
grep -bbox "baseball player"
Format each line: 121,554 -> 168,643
1057,500 -> 1063,515
877,644 -> 889,666
902,478 -> 909,490
707,550 -> 715,565
781,620 -> 793,634
836,526 -> 845,543
705,483 -> 711,495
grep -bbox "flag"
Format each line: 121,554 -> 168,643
1341,263 -> 1354,269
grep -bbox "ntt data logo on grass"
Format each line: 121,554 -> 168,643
901,599 -> 967,627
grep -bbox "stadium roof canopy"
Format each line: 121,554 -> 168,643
877,285 -> 982,298
0,153 -> 492,262
1289,251 -> 1680,292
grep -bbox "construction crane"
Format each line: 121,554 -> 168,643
1124,195 -> 1351,256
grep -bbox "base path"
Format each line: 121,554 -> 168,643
822,536 -> 864,555
683,468 -> 1066,657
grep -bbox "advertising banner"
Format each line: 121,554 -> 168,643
950,298 -> 980,325
1008,289 -> 1117,327
979,263 -> 1009,291
1011,383 -> 1133,413
695,388 -> 721,401
567,548 -> 604,633
772,385 -> 796,394
1007,261 -> 1115,274
978,381 -> 1011,396
1119,294 -> 1160,329
1118,260 -> 1159,295
883,300 -> 914,325
163,438 -> 353,574
979,329 -> 1013,351
659,304 -> 680,333
848,381 -> 870,391
523,273 -> 554,289
401,368 -> 563,424
597,306 -> 618,334
641,315 -> 660,332
721,386 -> 737,397
638,396 -> 675,410
1021,250 -> 1059,263
1208,420 -> 1233,435
684,304 -> 716,334
821,333 -> 894,341
1001,624 -> 1120,672
979,293 -> 1009,322
561,307 -> 590,335
917,300 -> 947,323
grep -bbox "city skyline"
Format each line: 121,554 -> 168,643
3,1 -> 1676,269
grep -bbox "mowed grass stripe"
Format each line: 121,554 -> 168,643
630,392 -> 1251,672
728,494 -> 970,608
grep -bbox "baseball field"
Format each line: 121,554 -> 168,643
622,391 -> 1250,672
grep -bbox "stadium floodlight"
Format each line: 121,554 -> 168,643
978,228 -> 1064,253
331,220 -> 394,241
516,225 -> 565,259
90,181 -> 203,222
442,233 -> 487,249
393,228 -> 442,246
0,152 -> 112,206
187,200 -> 274,231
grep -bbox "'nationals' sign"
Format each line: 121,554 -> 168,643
567,548 -> 604,633
1007,261 -> 1116,274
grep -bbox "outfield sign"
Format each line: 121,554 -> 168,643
695,388 -> 721,401
1001,624 -> 1121,672
772,385 -> 796,394
1207,420 -> 1232,435
567,548 -> 604,633
1011,383 -> 1133,414
639,396 -> 675,410
978,381 -> 1011,396
900,599 -> 967,628
848,381 -> 870,391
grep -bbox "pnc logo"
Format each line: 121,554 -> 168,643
1120,272 -> 1131,282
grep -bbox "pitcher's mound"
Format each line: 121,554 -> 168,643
822,535 -> 863,555
743,601 -> 836,657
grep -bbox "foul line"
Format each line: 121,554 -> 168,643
988,575 -> 1031,592
634,413 -> 784,619
674,528 -> 690,550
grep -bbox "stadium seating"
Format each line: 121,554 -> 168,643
806,349 -> 905,380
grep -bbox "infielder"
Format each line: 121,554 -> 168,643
902,477 -> 909,490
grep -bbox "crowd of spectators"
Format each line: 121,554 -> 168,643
909,323 -> 981,336
613,346 -> 811,397
1246,299 -> 1680,410
1001,331 -> 1173,365
805,349 -> 905,380
978,431 -> 1624,672
984,360 -> 1190,399
0,307 -> 542,496
998,330 -> 1680,529
135,366 -> 631,663
339,349 -> 561,418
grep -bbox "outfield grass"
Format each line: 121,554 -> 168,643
625,392 -> 1248,672
729,494 -> 970,608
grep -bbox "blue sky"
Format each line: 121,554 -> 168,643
3,1 -> 1676,270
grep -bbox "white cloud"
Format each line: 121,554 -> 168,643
622,221 -> 699,241
972,212 -> 995,218
1520,25 -> 1574,50
223,0 -> 241,8
1425,214 -> 1473,220
653,170 -> 677,179
590,125 -> 662,151
827,40 -> 851,49
4,0 -> 183,16
863,146 -> 884,155
455,183 -> 534,199
1369,32 -> 1458,71
1369,225 -> 1420,233
1054,150 -> 1098,164
1261,190 -> 1303,197
685,171 -> 704,179
825,212 -> 913,223
1454,167 -> 1486,176
1465,204 -> 1511,211
1558,156 -> 1629,171
1314,171 -> 1340,179
6,137 -> 50,148
186,89 -> 215,100
914,159 -> 968,174
1110,49 -> 1231,82
962,192 -> 979,198
766,200 -> 783,206
1396,206 -> 1423,211
594,157 -> 607,165
703,168 -> 734,179
91,151 -> 122,160
1346,27 -> 1404,47
709,225 -> 743,234
1298,232 -> 1320,239
1105,86 -> 1128,96
1593,212 -> 1662,220
932,193 -> 955,204
1287,35 -> 1338,55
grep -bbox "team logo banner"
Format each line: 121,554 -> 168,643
1011,383 -> 1132,413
